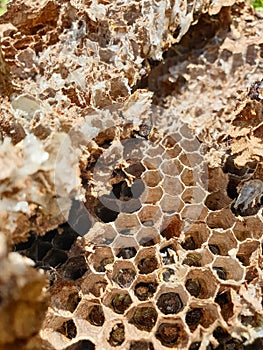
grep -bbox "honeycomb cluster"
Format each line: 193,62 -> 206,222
15,118 -> 263,350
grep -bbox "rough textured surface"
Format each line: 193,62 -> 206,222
0,0 -> 263,349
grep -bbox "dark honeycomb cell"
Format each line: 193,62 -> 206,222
215,290 -> 234,322
62,255 -> 88,280
185,308 -> 203,332
57,319 -> 77,340
160,245 -> 175,264
43,248 -> 68,267
213,267 -> 227,280
14,232 -> 36,251
189,342 -> 201,350
132,307 -> 158,331
111,293 -> 132,314
28,240 -> 52,262
156,323 -> 181,347
138,256 -> 158,274
63,340 -> 95,350
114,268 -> 136,288
39,229 -> 57,242
183,254 -> 201,267
88,305 -> 105,326
162,268 -> 175,282
94,198 -> 119,223
108,323 -> 125,347
125,162 -> 146,178
209,244 -> 220,255
129,341 -> 154,350
66,292 -> 82,313
52,225 -> 78,250
182,236 -> 196,250
117,247 -> 137,259
134,282 -> 157,301
157,292 -> 183,315
185,279 -> 201,298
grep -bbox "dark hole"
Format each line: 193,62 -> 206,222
57,320 -> 77,340
157,292 -> 183,315
94,198 -> 119,223
134,282 -> 157,301
67,293 -> 81,313
186,308 -> 203,331
125,163 -> 146,178
183,254 -> 201,267
185,279 -> 201,298
114,268 -> 136,288
62,256 -> 87,280
112,181 -> 133,200
160,246 -> 175,264
182,237 -> 196,250
162,268 -> 175,282
14,232 -> 36,251
108,323 -> 125,347
132,307 -> 158,331
88,305 -> 105,326
209,244 -> 220,255
63,340 -> 95,350
39,229 -> 57,242
189,342 -> 201,350
129,341 -> 154,350
43,248 -> 68,267
117,247 -> 137,259
27,240 -> 52,262
213,326 -> 231,344
156,323 -> 180,347
223,156 -> 248,176
244,338 -> 263,350
213,267 -> 227,280
226,176 -> 239,199
138,257 -> 158,274
52,225 -> 78,250
111,293 -> 132,314
215,290 -> 233,321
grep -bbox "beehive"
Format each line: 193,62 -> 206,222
0,0 -> 263,349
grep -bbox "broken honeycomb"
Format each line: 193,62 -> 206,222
0,0 -> 263,349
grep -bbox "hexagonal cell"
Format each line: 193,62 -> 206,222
88,246 -> 114,272
146,144 -> 165,157
63,340 -> 95,350
181,186 -> 206,205
125,161 -> 146,178
160,194 -> 184,214
87,304 -> 105,326
180,204 -> 208,222
52,224 -> 79,251
185,302 -> 219,332
208,229 -> 237,256
142,170 -> 163,187
81,274 -> 108,297
179,124 -> 194,139
182,249 -> 213,268
142,156 -> 163,170
206,208 -> 236,230
84,222 -> 117,246
112,261 -> 137,288
160,214 -> 183,240
134,278 -> 158,301
215,289 -> 234,322
61,255 -> 88,280
180,137 -> 201,153
129,341 -> 154,350
108,322 -> 125,347
185,268 -> 218,299
160,268 -> 176,282
162,176 -> 184,196
57,319 -> 77,340
205,191 -> 232,211
161,159 -> 183,176
237,240 -> 260,266
51,288 -> 82,313
180,168 -> 194,187
233,216 -> 263,241
138,205 -> 162,227
112,236 -> 138,259
136,227 -> 160,247
162,134 -> 182,148
135,247 -> 159,275
181,222 -> 210,250
129,304 -> 158,332
114,213 -> 141,235
212,257 -> 245,282
155,318 -> 188,348
144,186 -> 163,204
156,285 -> 188,315
160,243 -> 177,265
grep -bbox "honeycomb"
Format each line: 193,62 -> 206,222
1,0 -> 263,349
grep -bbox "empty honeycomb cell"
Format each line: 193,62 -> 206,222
180,138 -> 201,153
215,289 -> 234,322
112,261 -> 137,288
142,156 -> 163,170
160,194 -> 184,214
142,170 -> 162,187
205,191 -> 232,211
62,255 -> 88,280
89,246 -> 114,272
138,205 -> 162,227
181,186 -> 206,205
129,340 -> 154,350
63,340 -> 95,350
117,247 -> 137,259
155,319 -> 188,348
237,240 -> 260,266
212,257 -> 245,282
130,305 -> 158,331
160,214 -> 183,240
185,269 -> 218,299
207,230 -> 237,256
114,213 -> 141,235
134,280 -> 158,301
181,223 -> 210,250
87,304 -> 105,326
57,319 -> 77,340
144,186 -> 163,204
108,323 -> 125,347
136,227 -> 160,247
65,292 -> 82,313
206,208 -> 236,230
163,176 -> 184,196
93,197 -> 119,223
135,247 -> 159,274
110,292 -> 132,314
179,124 -> 194,139
160,244 -> 176,265
160,159 -> 183,176
157,292 -> 183,315
42,248 -> 68,267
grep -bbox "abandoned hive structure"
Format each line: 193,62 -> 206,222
0,0 -> 263,349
